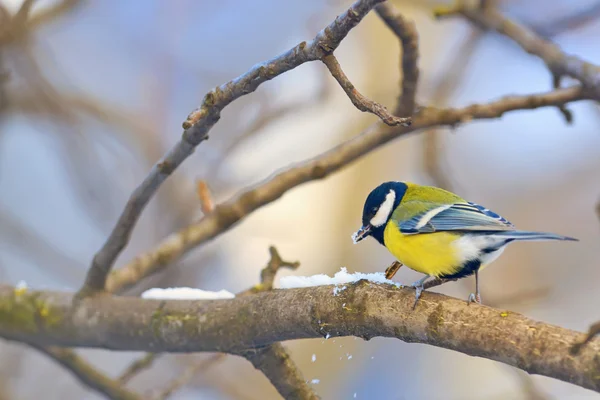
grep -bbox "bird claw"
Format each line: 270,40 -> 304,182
411,281 -> 424,310
467,292 -> 482,305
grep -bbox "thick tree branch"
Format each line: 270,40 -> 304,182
321,54 -> 411,126
78,0 -> 404,295
435,2 -> 600,98
375,3 -> 419,115
1,284 -> 599,392
106,85 -> 590,293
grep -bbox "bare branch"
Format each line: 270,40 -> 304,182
422,29 -> 483,191
529,1 -> 600,39
570,321 -> 600,355
237,247 -> 314,400
78,0 -> 401,296
27,345 -> 142,400
152,354 -> 225,400
435,2 -> 600,98
119,353 -> 160,384
258,246 -> 300,292
106,85 -> 590,293
375,3 -> 419,114
242,344 -> 318,400
321,54 -> 412,126
1,284 -> 599,392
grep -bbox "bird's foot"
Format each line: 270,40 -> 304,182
467,292 -> 482,305
411,280 -> 425,310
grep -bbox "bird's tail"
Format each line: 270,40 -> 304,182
491,230 -> 578,242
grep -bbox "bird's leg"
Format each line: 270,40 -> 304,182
385,261 -> 403,280
468,270 -> 482,305
411,275 -> 430,309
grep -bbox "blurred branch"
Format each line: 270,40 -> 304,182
570,321 -> 600,355
27,0 -> 83,29
78,0 -> 408,296
0,0 -> 82,44
28,345 -> 141,400
321,53 -> 412,126
529,1 -> 600,39
118,353 -> 160,384
0,208 -> 83,285
375,3 -> 419,115
422,29 -> 483,191
151,354 -> 225,400
435,1 -> 600,98
2,284 -> 600,393
107,85 -> 590,294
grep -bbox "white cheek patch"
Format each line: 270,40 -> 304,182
370,190 -> 395,227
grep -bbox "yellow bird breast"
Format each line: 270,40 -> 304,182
383,221 -> 463,277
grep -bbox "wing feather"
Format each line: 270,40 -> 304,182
397,201 -> 514,234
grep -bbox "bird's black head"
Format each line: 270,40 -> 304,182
352,181 -> 407,245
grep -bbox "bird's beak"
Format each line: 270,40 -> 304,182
352,224 -> 372,244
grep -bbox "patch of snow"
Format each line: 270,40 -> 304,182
279,267 -> 402,289
311,354 -> 316,362
354,393 -> 357,398
332,285 -> 348,296
141,287 -> 235,300
311,379 -> 320,384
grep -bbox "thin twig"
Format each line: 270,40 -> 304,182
321,53 -> 412,126
435,1 -> 600,97
28,345 -> 142,400
106,85 -> 591,294
530,1 -> 600,39
118,353 -> 160,384
196,180 -> 215,214
151,354 -> 225,400
374,3 -> 419,115
78,0 -> 402,295
422,28 -> 483,191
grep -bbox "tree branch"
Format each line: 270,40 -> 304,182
435,1 -> 600,98
1,284 -> 599,392
106,85 -> 590,293
374,3 -> 419,115
152,354 -> 225,400
118,353 -> 160,384
321,54 -> 412,126
570,321 -> 600,355
242,344 -> 318,400
28,344 -> 142,400
78,0 -> 405,295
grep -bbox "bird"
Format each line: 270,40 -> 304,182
351,181 -> 577,307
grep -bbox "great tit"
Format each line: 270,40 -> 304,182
352,181 -> 577,305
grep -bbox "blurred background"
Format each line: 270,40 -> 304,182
1,0 -> 600,399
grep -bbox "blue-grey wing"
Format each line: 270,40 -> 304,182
399,202 -> 514,234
